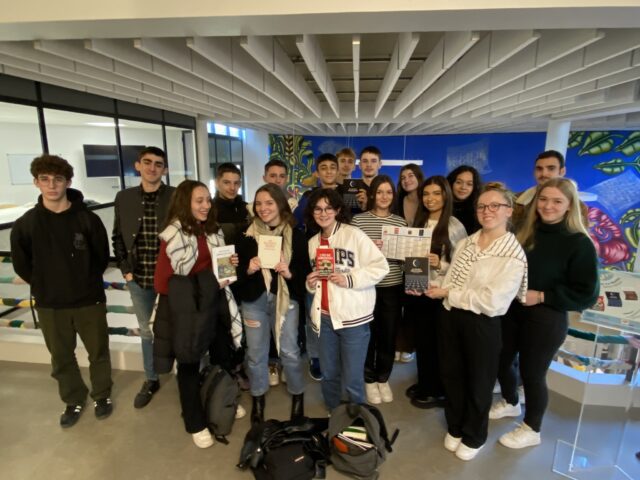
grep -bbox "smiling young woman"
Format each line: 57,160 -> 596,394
352,175 -> 408,405
492,177 -> 599,450
446,165 -> 482,235
235,183 -> 311,425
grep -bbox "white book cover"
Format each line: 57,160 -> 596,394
258,235 -> 282,269
212,245 -> 237,283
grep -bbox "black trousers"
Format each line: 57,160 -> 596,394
413,295 -> 445,397
497,301 -> 568,432
364,285 -> 403,383
177,362 -> 207,434
439,308 -> 502,448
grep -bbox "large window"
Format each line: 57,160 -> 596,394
119,120 -> 164,189
166,125 -> 197,187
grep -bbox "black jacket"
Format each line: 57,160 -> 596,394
112,183 -> 175,276
213,195 -> 251,246
153,269 -> 221,373
10,188 -> 109,309
234,228 -> 311,304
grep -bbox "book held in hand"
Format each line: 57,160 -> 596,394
404,257 -> 430,291
341,178 -> 364,210
316,247 -> 335,278
258,235 -> 282,269
212,245 -> 237,283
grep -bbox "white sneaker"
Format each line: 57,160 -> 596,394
489,398 -> 522,420
365,382 -> 381,404
444,433 -> 462,452
235,404 -> 246,419
394,351 -> 401,362
378,382 -> 393,403
192,428 -> 214,448
492,381 -> 501,394
455,442 -> 484,461
517,385 -> 526,404
400,352 -> 415,363
268,365 -> 280,387
499,423 -> 541,449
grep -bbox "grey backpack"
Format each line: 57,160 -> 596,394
328,403 -> 399,480
200,364 -> 240,443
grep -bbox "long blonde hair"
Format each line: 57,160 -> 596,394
517,177 -> 588,250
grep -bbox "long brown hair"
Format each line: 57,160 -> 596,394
413,176 -> 454,262
253,183 -> 295,227
366,175 -> 398,213
165,180 -> 219,235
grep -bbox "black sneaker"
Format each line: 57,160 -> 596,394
411,395 -> 446,410
134,380 -> 160,409
309,358 -> 323,381
60,404 -> 84,428
94,398 -> 113,419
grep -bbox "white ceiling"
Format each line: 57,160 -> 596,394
2,5 -> 640,135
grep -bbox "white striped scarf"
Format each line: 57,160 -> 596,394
159,221 -> 243,349
448,231 -> 528,302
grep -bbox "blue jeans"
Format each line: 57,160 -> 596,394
319,314 -> 370,411
305,292 -> 319,359
242,292 -> 305,397
127,280 -> 158,381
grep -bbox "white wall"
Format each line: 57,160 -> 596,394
242,128 -> 269,202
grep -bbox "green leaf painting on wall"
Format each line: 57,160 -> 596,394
269,134 -> 315,199
614,131 -> 640,156
593,157 -> 640,175
578,132 -> 621,156
620,208 -> 640,249
568,131 -> 584,149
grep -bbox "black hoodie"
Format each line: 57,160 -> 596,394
10,188 -> 109,309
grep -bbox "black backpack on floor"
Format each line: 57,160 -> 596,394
328,403 -> 399,480
200,364 -> 240,443
237,416 -> 330,480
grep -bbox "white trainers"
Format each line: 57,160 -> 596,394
400,352 -> 415,363
268,365 -> 280,387
518,385 -> 526,404
235,404 -> 247,419
192,428 -> 214,448
365,382 -> 381,404
455,442 -> 484,461
499,423 -> 541,449
489,398 -> 522,420
378,382 -> 393,403
394,351 -> 401,362
444,433 -> 462,452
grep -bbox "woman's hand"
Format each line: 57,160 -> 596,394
230,253 -> 239,267
427,253 -> 440,269
219,279 -> 231,288
425,287 -> 448,299
405,289 -> 423,296
247,256 -> 262,275
328,273 -> 348,288
306,271 -> 321,289
373,239 -> 383,250
524,289 -> 543,306
274,261 -> 292,280
356,189 -> 368,210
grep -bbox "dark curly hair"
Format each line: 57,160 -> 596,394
30,154 -> 74,180
446,165 -> 482,204
304,188 -> 351,232
165,180 -> 219,235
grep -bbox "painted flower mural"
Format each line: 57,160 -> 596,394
588,207 -> 630,266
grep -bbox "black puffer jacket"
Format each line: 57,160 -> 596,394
153,269 -> 220,373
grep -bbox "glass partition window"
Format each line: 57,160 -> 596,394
0,102 -> 44,224
119,120 -> 164,189
44,109 -> 120,204
166,125 -> 197,187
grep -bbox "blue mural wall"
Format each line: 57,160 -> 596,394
269,131 -> 640,271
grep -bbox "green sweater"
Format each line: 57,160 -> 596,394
527,221 -> 599,312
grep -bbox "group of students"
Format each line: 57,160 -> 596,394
10,145 -> 599,461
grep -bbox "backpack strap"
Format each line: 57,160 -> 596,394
362,404 -> 399,453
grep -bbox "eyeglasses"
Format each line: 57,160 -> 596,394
37,175 -> 67,185
313,206 -> 335,215
476,203 -> 510,212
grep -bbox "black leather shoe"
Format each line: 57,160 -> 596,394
405,383 -> 420,399
411,395 -> 445,410
60,403 -> 84,428
134,380 -> 160,409
290,393 -> 304,420
94,398 -> 113,419
251,395 -> 265,425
